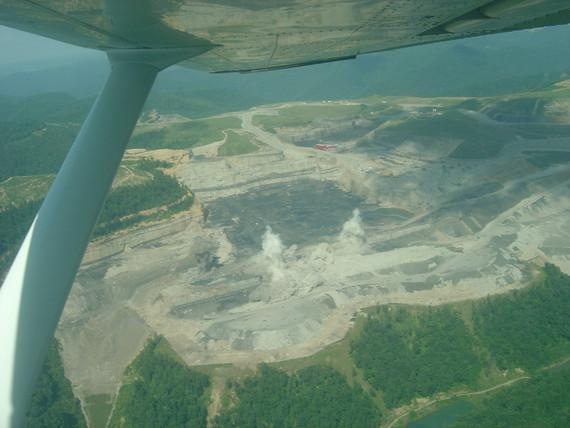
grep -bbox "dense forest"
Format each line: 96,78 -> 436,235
473,263 -> 570,371
0,198 -> 42,275
0,124 -> 78,181
215,364 -> 380,428
25,340 -> 86,428
351,306 -> 482,408
93,163 -> 192,238
108,336 -> 210,428
452,364 -> 570,427
0,93 -> 92,181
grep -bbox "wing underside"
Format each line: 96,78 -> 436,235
2,0 -> 570,69
1,0 -> 569,72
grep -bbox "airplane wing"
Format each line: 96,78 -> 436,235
0,0 -> 569,73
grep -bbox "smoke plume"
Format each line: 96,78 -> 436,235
262,226 -> 285,282
339,209 -> 365,245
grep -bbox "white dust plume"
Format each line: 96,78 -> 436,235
339,209 -> 365,245
262,226 -> 285,282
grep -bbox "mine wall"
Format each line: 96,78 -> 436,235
81,215 -> 192,266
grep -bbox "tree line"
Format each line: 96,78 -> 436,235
351,263 -> 570,410
108,336 -> 210,428
25,339 -> 86,428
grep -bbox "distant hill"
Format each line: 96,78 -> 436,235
1,25 -> 569,102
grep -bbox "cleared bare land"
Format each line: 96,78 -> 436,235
55,91 -> 570,414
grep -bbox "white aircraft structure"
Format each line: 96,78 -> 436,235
0,0 -> 569,426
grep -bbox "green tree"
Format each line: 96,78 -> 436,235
216,365 -> 380,428
26,340 -> 86,428
108,336 -> 210,428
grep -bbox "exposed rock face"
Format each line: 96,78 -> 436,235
57,101 -> 570,405
82,216 -> 192,265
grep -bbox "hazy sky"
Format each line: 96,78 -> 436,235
0,25 -> 100,65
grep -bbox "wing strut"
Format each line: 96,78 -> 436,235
0,49 -> 196,427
